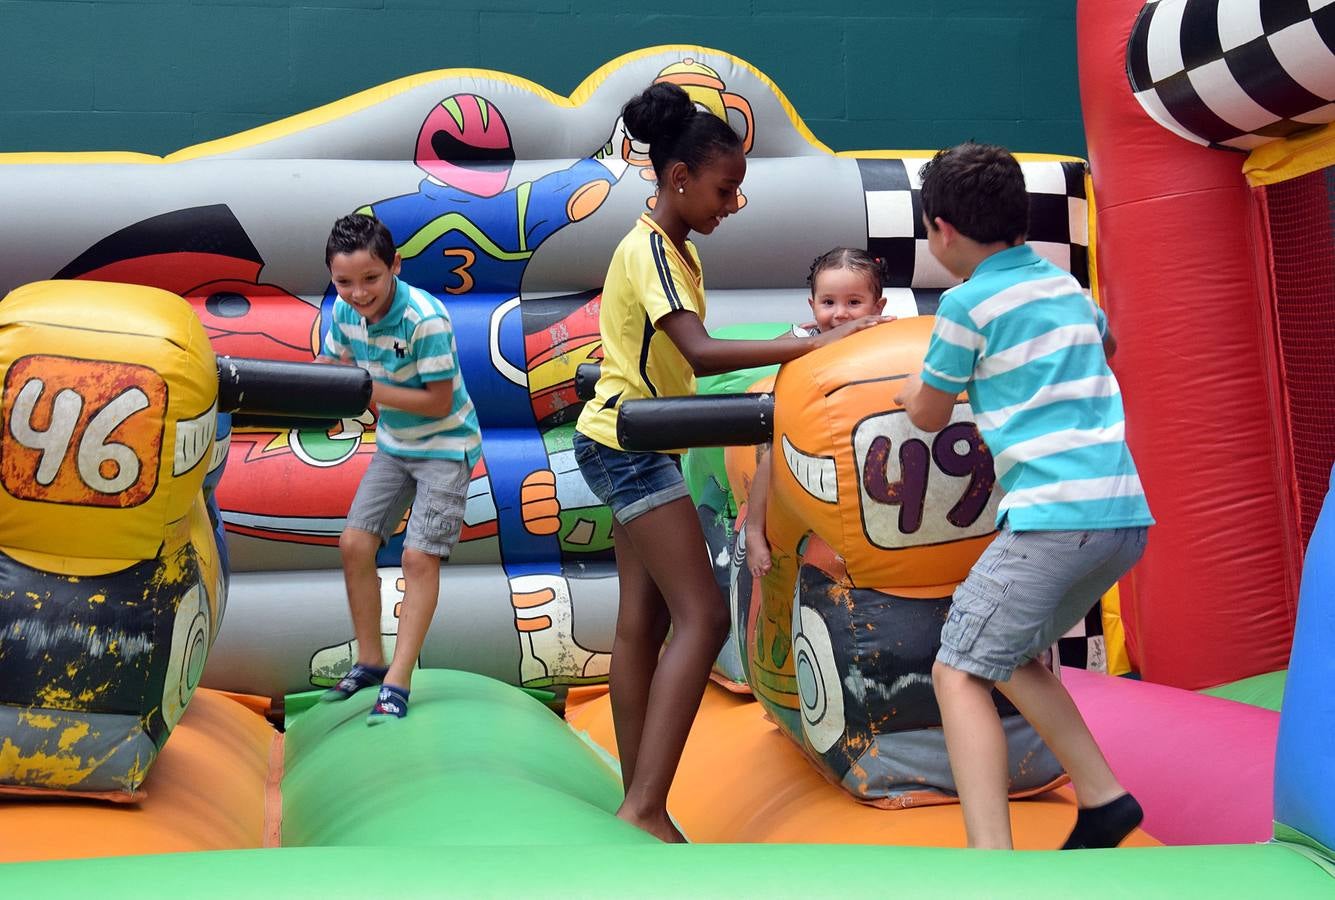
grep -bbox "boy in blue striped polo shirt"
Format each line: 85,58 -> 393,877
317,214 -> 481,724
895,144 -> 1152,850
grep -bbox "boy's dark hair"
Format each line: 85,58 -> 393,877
622,82 -> 743,180
325,213 -> 397,268
918,143 -> 1028,245
807,247 -> 886,298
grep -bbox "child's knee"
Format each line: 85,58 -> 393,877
339,527 -> 379,561
702,601 -> 731,650
668,598 -> 730,651
399,547 -> 440,580
932,659 -> 989,694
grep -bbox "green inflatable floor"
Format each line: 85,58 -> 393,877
5,670 -> 1331,897
3,842 -> 1330,898
1200,669 -> 1287,711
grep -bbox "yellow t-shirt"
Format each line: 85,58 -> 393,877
577,214 -> 706,451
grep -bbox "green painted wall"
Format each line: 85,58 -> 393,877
0,0 -> 1083,158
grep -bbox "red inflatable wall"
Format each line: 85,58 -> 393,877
1077,0 -> 1300,688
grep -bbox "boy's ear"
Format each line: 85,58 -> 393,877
391,252 -> 403,275
933,216 -> 961,246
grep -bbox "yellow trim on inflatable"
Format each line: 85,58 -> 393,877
1100,583 -> 1133,676
0,152 -> 161,166
1011,152 -> 1088,163
836,149 -> 935,159
164,68 -> 560,162
1086,170 -> 1100,302
1243,121 -> 1335,186
0,46 -> 832,165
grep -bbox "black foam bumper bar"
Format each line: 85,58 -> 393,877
217,356 -> 372,419
575,363 -> 601,401
228,414 -> 340,431
616,393 -> 774,450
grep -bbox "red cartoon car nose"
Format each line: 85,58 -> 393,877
187,279 -> 319,362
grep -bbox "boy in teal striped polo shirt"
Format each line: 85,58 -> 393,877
318,214 -> 481,724
895,144 -> 1152,850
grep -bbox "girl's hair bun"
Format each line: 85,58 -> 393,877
622,81 -> 696,146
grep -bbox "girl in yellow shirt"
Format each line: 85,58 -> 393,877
573,81 -> 887,842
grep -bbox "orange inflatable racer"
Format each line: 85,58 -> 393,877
623,318 -> 1065,806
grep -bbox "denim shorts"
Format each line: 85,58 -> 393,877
937,526 -> 1148,682
345,449 -> 470,557
572,432 -> 690,525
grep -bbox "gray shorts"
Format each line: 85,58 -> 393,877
937,526 -> 1148,682
345,450 -> 470,558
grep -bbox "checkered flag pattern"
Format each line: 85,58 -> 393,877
1058,604 -> 1109,674
857,156 -> 1090,313
1128,0 -> 1335,151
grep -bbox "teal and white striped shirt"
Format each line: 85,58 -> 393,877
920,245 -> 1152,531
324,277 -> 480,462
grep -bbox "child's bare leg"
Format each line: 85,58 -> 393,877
340,527 -> 387,667
932,661 -> 1013,849
999,660 -> 1142,849
616,496 -> 730,843
384,547 -> 441,691
607,521 -> 671,795
996,659 -> 1125,806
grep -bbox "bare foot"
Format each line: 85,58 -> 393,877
616,806 -> 687,843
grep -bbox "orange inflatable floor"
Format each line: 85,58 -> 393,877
0,689 -> 280,862
566,683 -> 1159,849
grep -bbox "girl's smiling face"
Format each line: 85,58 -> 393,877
675,147 -> 746,236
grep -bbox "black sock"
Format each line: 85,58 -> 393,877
1061,793 -> 1143,850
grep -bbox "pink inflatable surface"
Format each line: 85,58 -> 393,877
1064,667 -> 1277,846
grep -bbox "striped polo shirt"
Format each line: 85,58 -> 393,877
576,214 -> 705,452
919,244 -> 1152,531
324,276 -> 480,462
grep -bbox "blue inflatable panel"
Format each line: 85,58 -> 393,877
1274,463 -> 1335,853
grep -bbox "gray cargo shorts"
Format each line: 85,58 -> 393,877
345,449 -> 470,558
937,526 -> 1148,682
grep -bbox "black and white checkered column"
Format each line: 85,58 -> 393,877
1128,0 -> 1335,151
857,156 -> 1089,317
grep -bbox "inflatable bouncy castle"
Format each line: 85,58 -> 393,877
2,3 -> 1335,893
0,49 -> 1106,708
